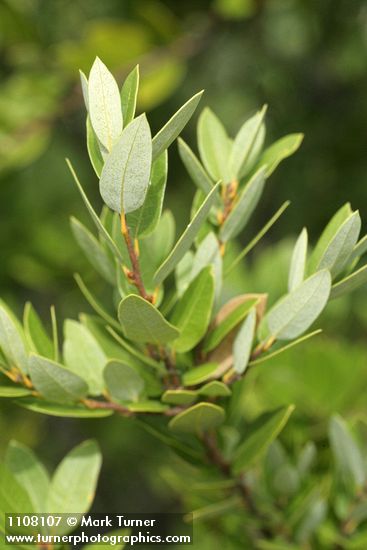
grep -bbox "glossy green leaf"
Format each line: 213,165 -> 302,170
330,264 -> 367,299
232,405 -> 295,475
311,211 -> 361,277
104,360 -> 144,403
0,386 -> 31,397
71,217 -> 115,284
178,138 -> 213,194
233,308 -> 256,374
203,297 -> 257,353
47,440 -> 102,520
118,295 -> 179,344
5,441 -> 50,513
255,133 -> 304,176
126,151 -> 168,238
154,181 -> 221,285
100,114 -> 152,214
198,107 -> 231,183
308,203 -> 352,273
66,160 -> 124,263
329,415 -> 365,490
23,302 -> 54,359
0,305 -> 29,374
182,362 -> 219,386
121,65 -> 139,126
86,116 -> 104,178
88,57 -> 122,151
288,228 -> 308,291
219,167 -> 266,242
198,381 -> 231,397
152,91 -> 203,160
265,270 -> 331,340
29,354 -> 88,404
230,105 -> 267,179
162,389 -> 198,406
63,320 -> 107,396
17,398 -> 113,418
169,402 -> 225,434
171,267 -> 215,352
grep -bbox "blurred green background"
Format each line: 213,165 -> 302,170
1,0 -> 367,538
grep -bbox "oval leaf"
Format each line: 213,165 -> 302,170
88,57 -> 122,151
104,360 -> 145,403
265,270 -> 331,341
255,133 -> 303,177
100,114 -> 152,214
230,105 -> 267,179
29,354 -> 88,404
288,228 -> 308,291
169,402 -> 225,434
178,138 -> 213,194
118,295 -> 179,344
171,266 -> 215,353
198,107 -> 232,183
0,305 -> 29,374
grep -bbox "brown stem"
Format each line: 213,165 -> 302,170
121,214 -> 153,302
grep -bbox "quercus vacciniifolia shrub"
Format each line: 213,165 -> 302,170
1,57 -> 367,548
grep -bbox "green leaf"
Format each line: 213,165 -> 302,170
29,354 -> 88,404
70,217 -> 115,284
17,398 -> 113,418
329,415 -> 365,490
219,167 -> 266,242
0,305 -> 29,374
182,362 -> 219,386
121,65 -> 139,125
100,114 -> 152,214
191,232 -> 222,302
330,264 -> 367,299
126,151 -> 168,238
171,267 -> 214,352
178,138 -> 213,194
233,308 -> 256,374
104,360 -> 144,403
5,441 -> 50,514
351,234 -> 367,261
23,302 -> 54,359
154,181 -> 221,285
88,57 -> 122,151
198,107 -> 231,183
152,91 -> 203,160
66,160 -> 124,263
255,133 -> 304,177
162,389 -> 198,406
0,463 -> 34,514
0,386 -> 31,397
203,297 -> 257,353
169,402 -> 225,434
264,270 -> 331,340
127,400 -> 169,413
230,105 -> 267,179
198,381 -> 231,397
47,440 -> 102,520
63,320 -> 107,396
79,69 -> 89,110
308,203 -> 352,273
288,228 -> 308,291
232,405 -> 295,475
118,295 -> 179,344
74,274 -> 122,333
86,116 -> 104,178
311,211 -> 361,277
